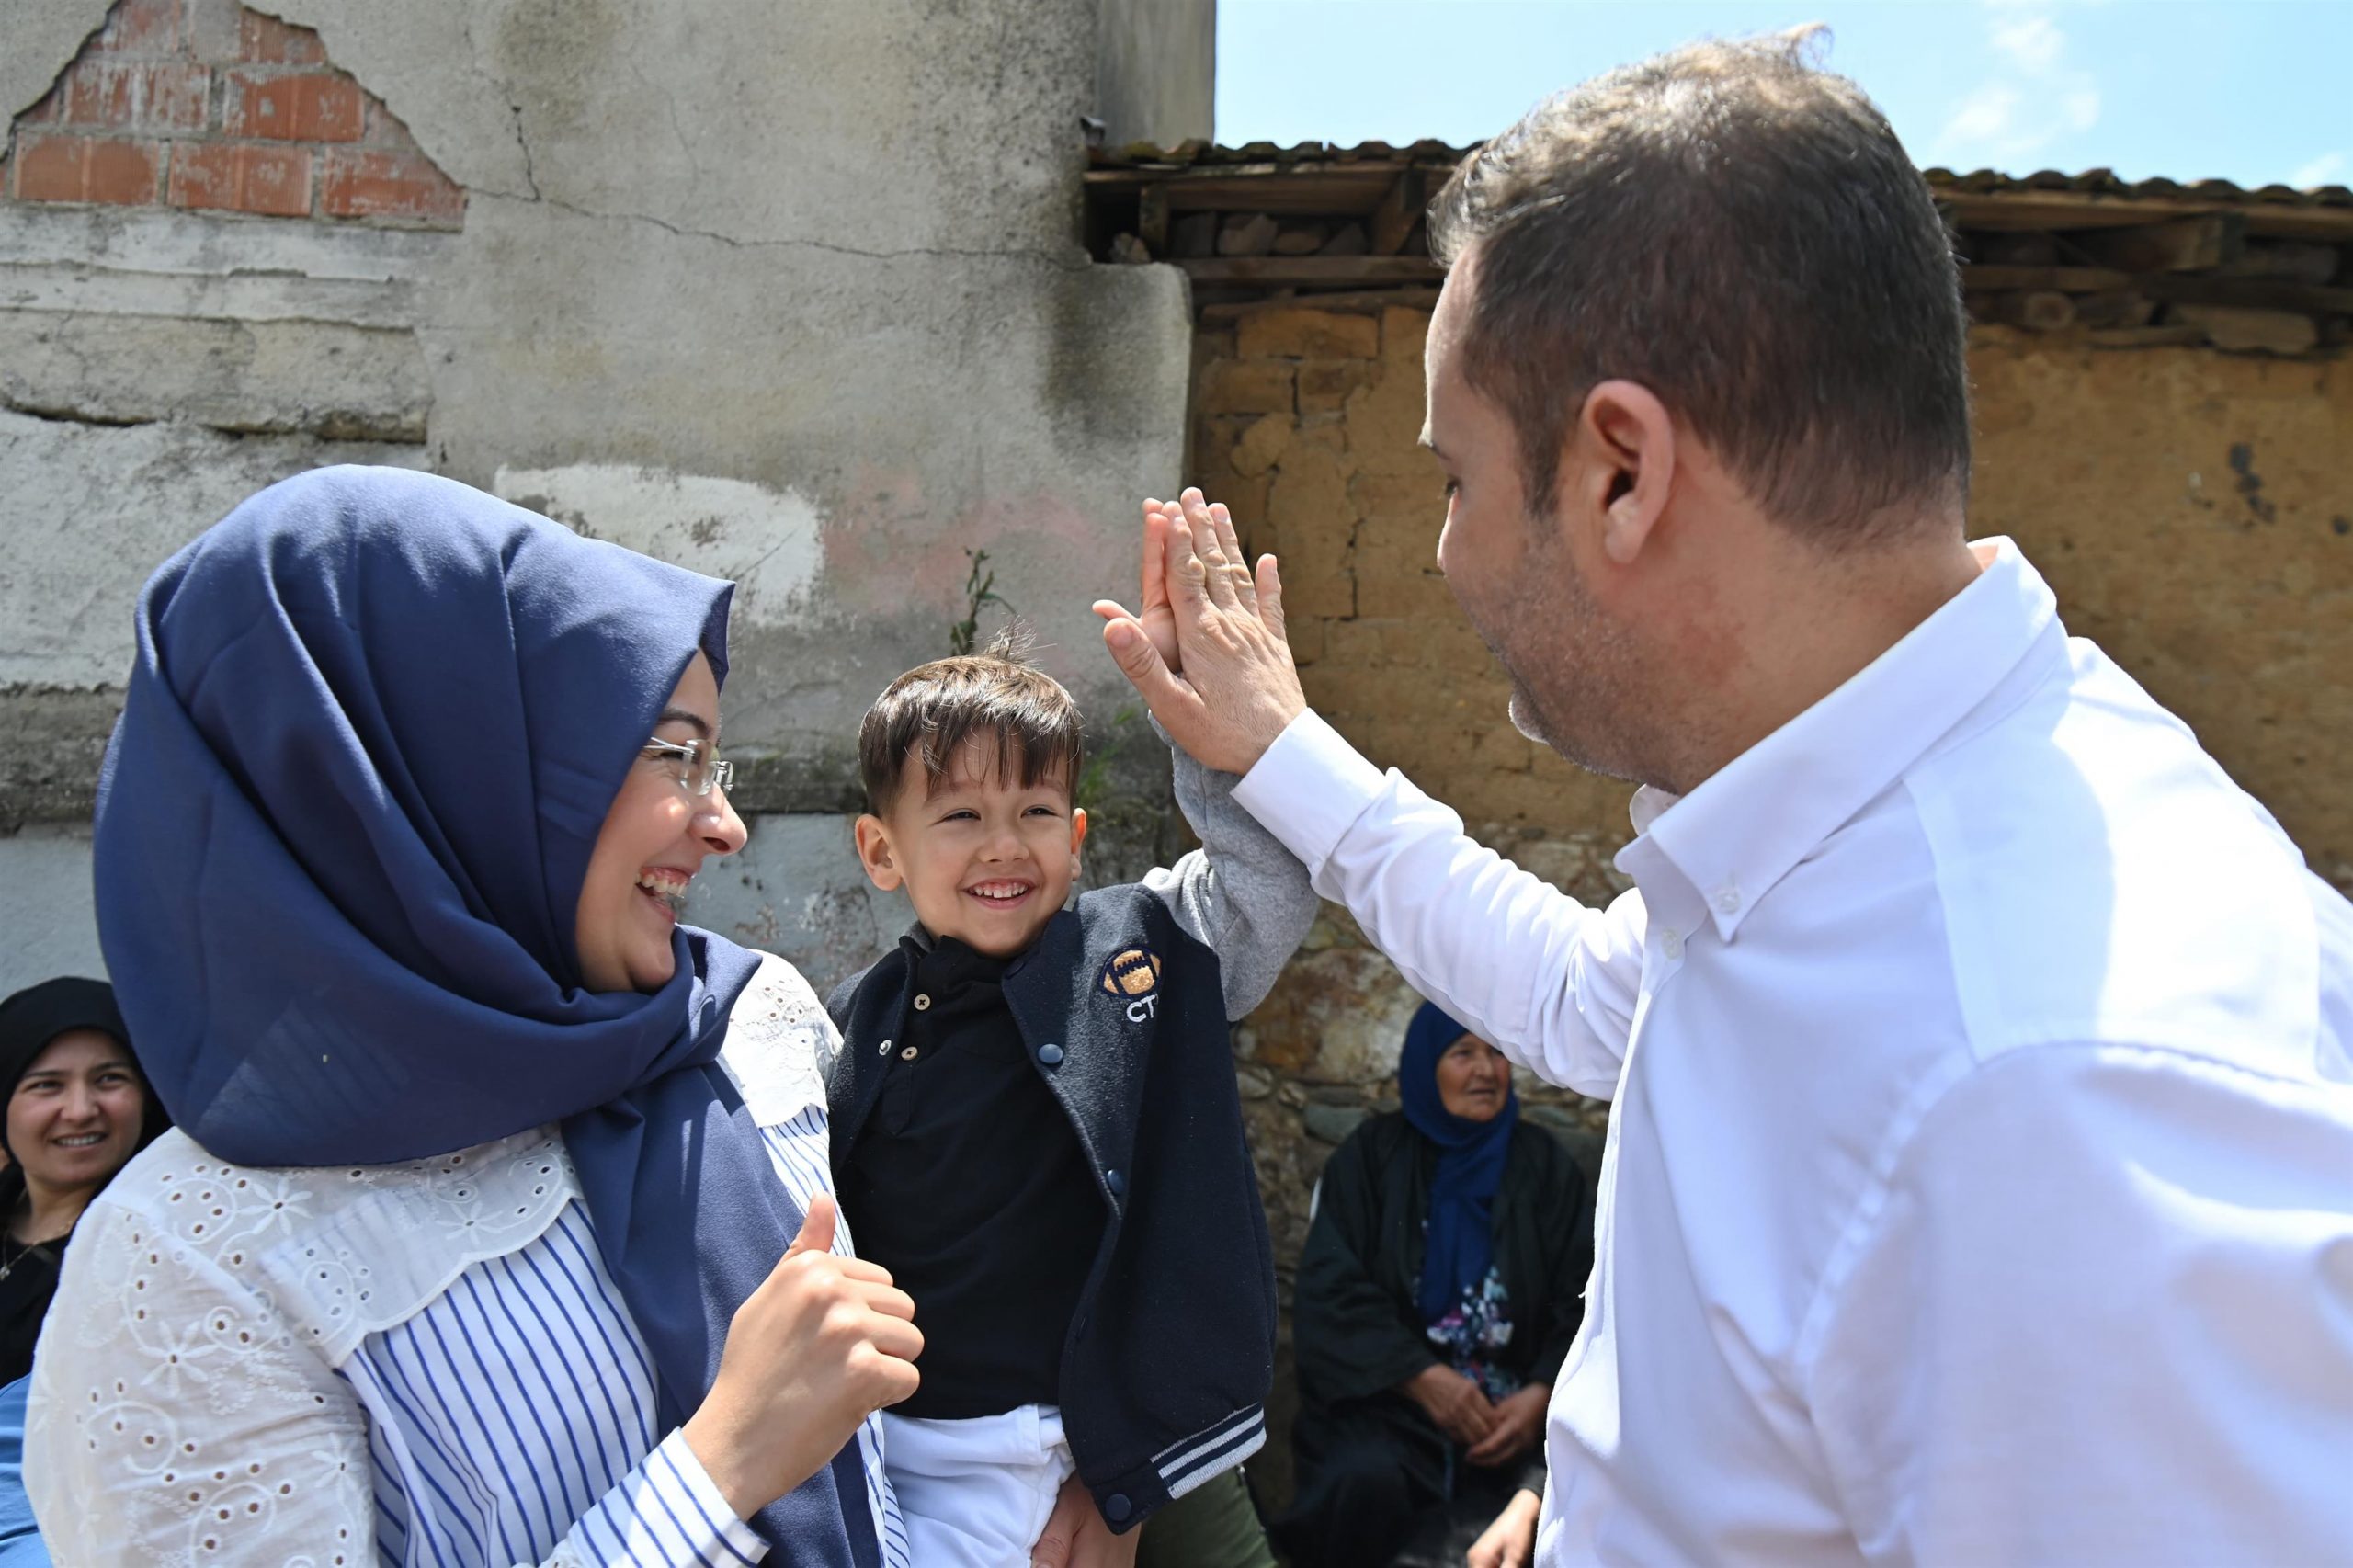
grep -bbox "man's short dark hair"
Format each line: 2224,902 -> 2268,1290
1428,30 -> 1972,542
857,628 -> 1086,815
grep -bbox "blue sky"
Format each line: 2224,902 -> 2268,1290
1215,1 -> 2353,188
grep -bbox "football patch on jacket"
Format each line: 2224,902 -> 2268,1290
1100,946 -> 1163,1001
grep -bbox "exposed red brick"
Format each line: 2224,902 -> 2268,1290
240,9 -> 326,65
225,69 -> 364,142
320,146 -> 463,223
63,61 -> 210,133
90,0 -> 181,57
169,139 -> 310,216
18,88 -> 64,127
13,132 -> 164,205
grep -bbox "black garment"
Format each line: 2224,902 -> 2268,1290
828,886 -> 1277,1534
839,935 -> 1099,1418
1276,1111 -> 1596,1568
0,1223 -> 63,1387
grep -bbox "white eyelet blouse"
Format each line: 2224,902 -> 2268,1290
24,952 -> 909,1567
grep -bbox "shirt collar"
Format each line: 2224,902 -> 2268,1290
1619,538 -> 2062,943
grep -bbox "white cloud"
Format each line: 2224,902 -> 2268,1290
1932,2 -> 2103,168
2290,151 -> 2347,188
1990,13 -> 2065,74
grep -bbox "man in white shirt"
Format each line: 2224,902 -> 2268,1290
1092,34 -> 2353,1568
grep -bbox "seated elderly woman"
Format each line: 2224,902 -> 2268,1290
1273,1002 -> 1596,1568
0,978 -> 168,1388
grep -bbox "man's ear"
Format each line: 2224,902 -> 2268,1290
853,813 -> 904,892
1574,379 -> 1677,567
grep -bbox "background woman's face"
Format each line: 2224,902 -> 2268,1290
1435,1032 -> 1511,1122
7,1029 -> 146,1197
574,652 -> 748,994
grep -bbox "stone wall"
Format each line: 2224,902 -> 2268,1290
1200,295 -> 2353,1501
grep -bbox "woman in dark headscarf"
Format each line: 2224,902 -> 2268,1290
23,467 -> 927,1565
0,978 -> 167,1386
1273,1001 -> 1596,1568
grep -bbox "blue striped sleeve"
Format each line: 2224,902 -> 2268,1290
561,1428 -> 766,1566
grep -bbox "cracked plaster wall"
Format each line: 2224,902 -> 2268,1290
1,0 -> 1199,994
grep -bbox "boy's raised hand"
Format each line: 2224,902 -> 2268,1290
1091,500 -> 1184,676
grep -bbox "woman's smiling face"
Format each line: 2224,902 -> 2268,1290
6,1028 -> 147,1199
574,652 -> 748,994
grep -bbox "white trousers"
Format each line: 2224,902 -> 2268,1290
882,1403 -> 1078,1568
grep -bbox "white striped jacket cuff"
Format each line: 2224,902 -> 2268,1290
562,1428 -> 767,1567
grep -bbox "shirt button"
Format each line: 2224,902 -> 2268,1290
913,994 -> 932,1011
1661,929 -> 1684,960
1104,1494 -> 1131,1523
1038,1043 -> 1064,1067
1105,1169 -> 1125,1197
1715,885 -> 1741,913
875,1038 -> 893,1056
899,1045 -> 919,1062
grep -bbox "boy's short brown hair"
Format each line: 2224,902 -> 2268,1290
858,629 -> 1086,815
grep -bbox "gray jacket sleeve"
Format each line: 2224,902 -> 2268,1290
1140,721 -> 1321,1020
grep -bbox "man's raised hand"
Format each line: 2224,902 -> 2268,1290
1093,487 -> 1306,777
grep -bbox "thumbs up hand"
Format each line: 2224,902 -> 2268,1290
682,1194 -> 923,1519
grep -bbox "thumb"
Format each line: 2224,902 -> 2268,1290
784,1193 -> 837,1261
1103,617 -> 1188,711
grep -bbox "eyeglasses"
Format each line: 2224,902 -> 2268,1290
642,736 -> 735,797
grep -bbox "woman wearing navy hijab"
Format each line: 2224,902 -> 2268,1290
23,467 -> 923,1564
1274,1002 -> 1597,1568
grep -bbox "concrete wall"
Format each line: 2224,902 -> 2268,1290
1096,0 -> 1214,150
1,0 -> 1201,996
1192,296 -> 2353,1503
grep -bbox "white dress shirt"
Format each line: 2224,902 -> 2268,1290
28,952 -> 908,1567
1233,540 -> 2353,1565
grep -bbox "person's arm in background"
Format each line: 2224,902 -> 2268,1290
1467,1489 -> 1543,1568
1804,1046 -> 2353,1565
1097,491 -> 1645,1099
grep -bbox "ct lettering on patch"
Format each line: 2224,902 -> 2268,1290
1100,947 -> 1164,1022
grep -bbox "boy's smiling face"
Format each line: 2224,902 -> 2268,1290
854,737 -> 1088,958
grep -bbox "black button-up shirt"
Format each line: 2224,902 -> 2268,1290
839,934 -> 1102,1418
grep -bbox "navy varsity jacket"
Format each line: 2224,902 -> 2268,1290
826,881 -> 1280,1534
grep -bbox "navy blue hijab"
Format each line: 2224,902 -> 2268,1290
92,466 -> 876,1563
1399,1001 -> 1518,1324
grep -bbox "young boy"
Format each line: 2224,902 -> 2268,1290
824,629 -> 1315,1565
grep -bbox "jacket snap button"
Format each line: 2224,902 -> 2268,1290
1104,1494 -> 1131,1523
1037,1043 -> 1064,1067
1105,1168 -> 1125,1197
912,994 -> 932,1011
